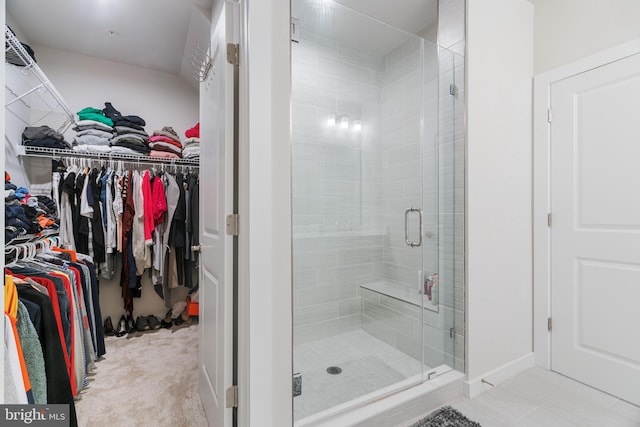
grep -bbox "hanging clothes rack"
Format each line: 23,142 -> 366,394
17,146 -> 199,168
5,232 -> 60,264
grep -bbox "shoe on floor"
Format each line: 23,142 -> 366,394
127,315 -> 136,333
180,309 -> 192,325
115,315 -> 127,337
160,309 -> 173,329
103,316 -> 115,336
136,316 -> 150,331
147,315 -> 161,330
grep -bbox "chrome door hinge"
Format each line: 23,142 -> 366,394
226,214 -> 239,236
227,43 -> 239,66
291,18 -> 301,43
547,213 -> 552,227
225,385 -> 238,408
547,109 -> 552,123
293,372 -> 302,397
449,84 -> 457,96
547,317 -> 552,332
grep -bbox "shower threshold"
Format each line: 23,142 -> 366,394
294,330 -> 455,425
297,368 -> 463,427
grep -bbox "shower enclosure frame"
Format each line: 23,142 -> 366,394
289,1 -> 466,424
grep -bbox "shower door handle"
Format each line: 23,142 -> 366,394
405,207 -> 423,247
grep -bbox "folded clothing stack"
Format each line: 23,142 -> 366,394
148,126 -> 182,159
182,123 -> 200,160
104,102 -> 150,156
22,125 -> 72,150
77,107 -> 114,127
73,118 -> 114,153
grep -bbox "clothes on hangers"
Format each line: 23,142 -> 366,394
4,243 -> 96,427
4,275 -> 35,404
53,156 -> 199,313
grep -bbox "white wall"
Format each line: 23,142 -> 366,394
534,0 -> 640,74
5,15 -> 38,188
21,45 -> 199,323
465,0 -> 534,391
31,45 -> 198,140
242,0 -> 293,426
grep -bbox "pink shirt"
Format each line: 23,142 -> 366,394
142,171 -> 155,245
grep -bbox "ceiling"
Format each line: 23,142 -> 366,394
293,0 -> 438,56
335,0 -> 437,36
7,0 -> 437,86
6,0 -> 213,89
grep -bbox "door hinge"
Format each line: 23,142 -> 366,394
547,317 -> 552,332
547,108 -> 552,123
547,213 -> 552,227
291,18 -> 301,43
226,214 -> 239,236
449,83 -> 457,96
293,372 -> 302,397
225,385 -> 238,408
227,43 -> 239,66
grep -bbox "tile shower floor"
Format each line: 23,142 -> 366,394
294,329 -> 424,421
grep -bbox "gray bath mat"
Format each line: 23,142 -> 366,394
409,405 -> 482,427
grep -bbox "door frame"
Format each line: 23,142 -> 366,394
532,38 -> 640,369
237,0 -> 293,426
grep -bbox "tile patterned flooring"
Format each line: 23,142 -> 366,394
294,329 -> 425,421
288,328 -> 639,426
402,368 -> 640,427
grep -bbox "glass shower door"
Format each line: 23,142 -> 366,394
291,0 -> 428,422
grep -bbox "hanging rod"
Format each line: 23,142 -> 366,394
18,146 -> 200,167
5,231 -> 61,263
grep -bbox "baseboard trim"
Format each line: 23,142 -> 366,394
464,352 -> 535,398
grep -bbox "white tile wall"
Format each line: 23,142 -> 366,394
292,26 -> 386,340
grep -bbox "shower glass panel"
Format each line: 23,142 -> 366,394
425,46 -> 460,371
291,0 -> 455,423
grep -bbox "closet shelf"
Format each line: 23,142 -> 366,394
5,25 -> 76,134
17,146 -> 200,167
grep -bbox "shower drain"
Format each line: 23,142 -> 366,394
326,366 -> 342,375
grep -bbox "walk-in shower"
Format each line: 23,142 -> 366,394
291,0 -> 465,423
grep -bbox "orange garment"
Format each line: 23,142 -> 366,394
4,275 -> 33,401
37,214 -> 55,228
52,246 -> 77,262
5,275 -> 19,317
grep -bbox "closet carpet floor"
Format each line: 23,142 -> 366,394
75,323 -> 208,427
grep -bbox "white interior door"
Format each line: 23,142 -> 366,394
550,52 -> 640,406
199,3 -> 239,426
